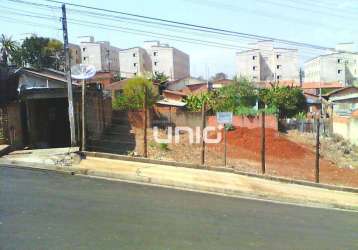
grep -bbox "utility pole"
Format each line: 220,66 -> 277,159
106,49 -> 111,72
61,4 -> 76,146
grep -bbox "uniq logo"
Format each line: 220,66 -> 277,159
153,126 -> 223,144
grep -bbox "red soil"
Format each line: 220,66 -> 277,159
208,127 -> 358,187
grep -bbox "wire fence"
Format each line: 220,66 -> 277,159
85,102 -> 358,188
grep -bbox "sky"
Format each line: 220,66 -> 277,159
1,0 -> 358,78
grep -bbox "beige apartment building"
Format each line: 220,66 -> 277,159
143,41 -> 190,81
236,40 -> 299,84
79,36 -> 120,72
304,43 -> 358,86
119,47 -> 152,78
68,43 -> 81,66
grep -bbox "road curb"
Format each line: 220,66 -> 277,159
2,161 -> 357,211
84,151 -> 358,193
0,145 -> 12,157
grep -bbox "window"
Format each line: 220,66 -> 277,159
253,76 -> 257,80
133,53 -> 136,57
277,65 -> 281,69
133,63 -> 137,67
338,59 -> 342,63
154,61 -> 158,66
83,56 -> 87,61
338,69 -> 342,74
82,48 -> 86,52
277,75 -> 280,80
252,55 -> 256,60
276,54 -> 280,59
253,66 -> 256,71
153,51 -> 158,56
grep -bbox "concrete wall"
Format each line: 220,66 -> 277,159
85,92 -> 112,141
153,107 -> 202,128
333,115 -> 358,145
3,102 -> 23,146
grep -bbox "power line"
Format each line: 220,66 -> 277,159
183,0 -> 358,32
42,0 -> 337,52
257,0 -> 358,20
0,0 -> 323,57
5,0 -> 346,54
0,14 -> 59,31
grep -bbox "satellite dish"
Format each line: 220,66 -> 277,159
71,64 -> 96,80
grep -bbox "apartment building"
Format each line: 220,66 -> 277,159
79,36 -> 120,72
68,43 -> 81,66
144,41 -> 190,81
236,40 -> 299,84
119,47 -> 152,78
304,43 -> 358,86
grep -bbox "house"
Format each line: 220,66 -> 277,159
236,40 -> 299,84
1,68 -> 111,148
303,92 -> 321,117
326,86 -> 358,145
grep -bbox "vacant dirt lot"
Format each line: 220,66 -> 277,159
143,127 -> 358,188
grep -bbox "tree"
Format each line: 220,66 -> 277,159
210,72 -> 227,81
151,72 -> 169,95
0,34 -> 18,65
113,77 -> 157,110
259,86 -> 306,118
151,72 -> 169,84
12,35 -> 64,70
184,92 -> 212,112
210,78 -> 257,112
185,78 -> 258,113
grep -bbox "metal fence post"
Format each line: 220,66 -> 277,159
143,85 -> 148,158
315,117 -> 320,183
261,111 -> 266,174
200,101 -> 206,165
224,125 -> 227,166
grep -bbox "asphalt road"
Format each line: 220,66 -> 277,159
0,166 -> 357,250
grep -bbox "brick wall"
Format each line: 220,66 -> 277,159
207,115 -> 278,130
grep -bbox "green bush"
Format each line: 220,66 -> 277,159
159,143 -> 169,151
112,77 -> 157,110
259,86 -> 306,118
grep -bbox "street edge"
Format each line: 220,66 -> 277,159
1,161 -> 357,213
84,151 -> 358,193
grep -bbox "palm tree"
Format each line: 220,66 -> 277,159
0,34 -> 17,65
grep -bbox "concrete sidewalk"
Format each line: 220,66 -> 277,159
73,157 -> 358,210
